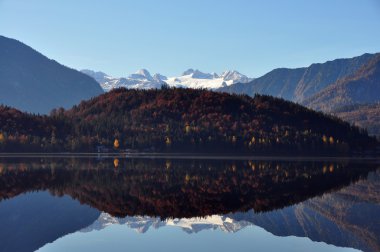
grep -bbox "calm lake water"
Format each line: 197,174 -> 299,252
0,156 -> 379,252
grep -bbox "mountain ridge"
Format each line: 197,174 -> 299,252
82,69 -> 252,91
303,54 -> 380,112
0,35 -> 104,114
217,53 -> 379,102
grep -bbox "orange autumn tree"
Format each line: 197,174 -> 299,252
0,132 -> 4,144
113,158 -> 119,168
114,139 -> 120,149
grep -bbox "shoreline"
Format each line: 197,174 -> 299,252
0,152 -> 379,162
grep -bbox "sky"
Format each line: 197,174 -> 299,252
1,0 -> 380,78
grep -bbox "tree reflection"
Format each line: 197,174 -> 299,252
0,158 -> 377,219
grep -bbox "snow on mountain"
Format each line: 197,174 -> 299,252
165,69 -> 252,89
81,69 -> 165,91
181,69 -> 214,79
220,70 -> 251,83
81,69 -> 252,91
81,213 -> 251,234
153,73 -> 168,82
129,69 -> 154,81
81,70 -> 109,84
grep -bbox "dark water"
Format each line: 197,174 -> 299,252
0,157 -> 379,252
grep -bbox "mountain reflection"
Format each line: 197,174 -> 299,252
0,157 -> 379,252
81,168 -> 380,252
0,158 -> 375,218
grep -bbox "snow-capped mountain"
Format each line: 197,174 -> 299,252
81,213 -> 251,234
81,69 -> 165,91
80,69 -> 109,84
220,70 -> 251,83
81,69 -> 252,91
164,69 -> 252,89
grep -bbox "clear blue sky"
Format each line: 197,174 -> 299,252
1,0 -> 380,78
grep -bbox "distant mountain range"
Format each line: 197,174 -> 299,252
81,68 -> 252,91
81,69 -> 165,90
0,36 -> 104,114
81,213 -> 249,234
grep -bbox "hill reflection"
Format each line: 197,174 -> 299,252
0,158 -> 377,218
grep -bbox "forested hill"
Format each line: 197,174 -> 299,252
0,88 -> 377,154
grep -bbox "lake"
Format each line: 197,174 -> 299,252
0,156 -> 379,252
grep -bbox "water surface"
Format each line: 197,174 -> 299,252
0,157 -> 378,252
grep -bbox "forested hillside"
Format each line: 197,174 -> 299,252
0,88 -> 376,154
332,103 -> 380,137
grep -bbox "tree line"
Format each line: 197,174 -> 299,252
0,87 -> 377,154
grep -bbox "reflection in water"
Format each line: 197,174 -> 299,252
247,170 -> 380,252
0,191 -> 99,252
0,158 -> 379,252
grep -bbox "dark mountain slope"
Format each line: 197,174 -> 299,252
218,53 -> 378,102
304,55 -> 380,112
294,53 -> 377,101
0,36 -> 103,114
217,68 -> 306,101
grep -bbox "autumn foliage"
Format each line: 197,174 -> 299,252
0,87 -> 377,154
